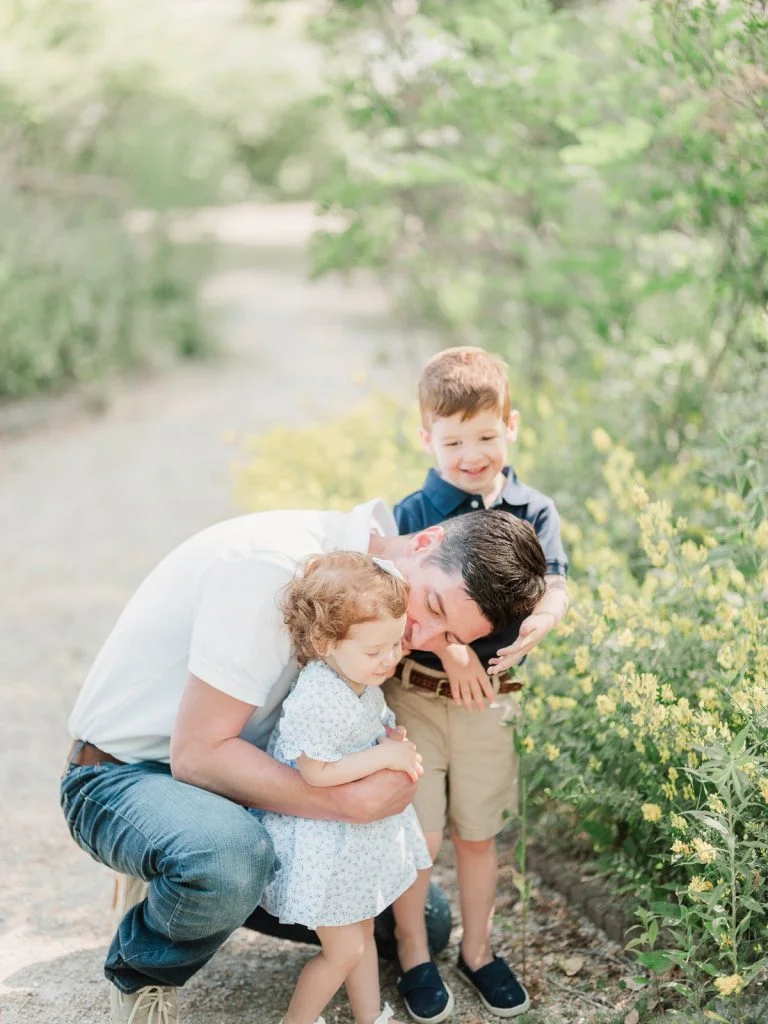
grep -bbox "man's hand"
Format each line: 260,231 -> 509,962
377,734 -> 423,781
333,769 -> 417,824
488,611 -> 556,674
441,643 -> 495,711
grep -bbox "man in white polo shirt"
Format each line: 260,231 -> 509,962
61,499 -> 547,1024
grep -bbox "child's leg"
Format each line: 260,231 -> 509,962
392,831 -> 443,971
283,921 -> 368,1024
451,834 -> 497,968
344,918 -> 406,1024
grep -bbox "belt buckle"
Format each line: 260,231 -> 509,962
435,677 -> 452,700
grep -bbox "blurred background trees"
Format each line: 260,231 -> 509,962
311,0 -> 767,500
0,0 -> 329,397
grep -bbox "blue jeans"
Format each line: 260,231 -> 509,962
60,759 -> 277,993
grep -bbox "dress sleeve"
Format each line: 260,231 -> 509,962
382,702 -> 397,732
276,666 -> 349,763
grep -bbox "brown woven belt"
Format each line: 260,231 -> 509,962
392,662 -> 523,698
67,740 -> 125,768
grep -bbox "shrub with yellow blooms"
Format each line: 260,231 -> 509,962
235,393 -> 768,1010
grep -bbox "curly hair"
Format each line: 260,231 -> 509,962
283,551 -> 410,666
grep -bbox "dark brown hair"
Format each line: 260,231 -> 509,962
428,510 -> 547,630
419,346 -> 511,427
283,551 -> 409,666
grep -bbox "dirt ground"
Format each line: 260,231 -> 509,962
0,205 -> 637,1024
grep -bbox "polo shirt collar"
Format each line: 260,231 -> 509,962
422,466 -> 530,514
499,467 -> 531,506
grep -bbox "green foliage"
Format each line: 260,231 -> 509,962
310,0 -> 768,466
235,391 -> 768,1011
0,0 -> 329,398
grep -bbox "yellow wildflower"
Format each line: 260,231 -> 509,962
591,620 -> 608,646
579,676 -> 594,696
616,628 -> 634,648
536,662 -> 556,680
717,644 -> 735,671
616,725 -> 629,740
713,975 -> 743,997
688,876 -> 712,894
641,803 -> 662,823
671,839 -> 691,854
544,744 -> 560,762
671,814 -> 687,832
574,646 -> 590,674
755,520 -> 768,549
692,838 -> 718,864
681,540 -> 707,564
724,492 -> 744,514
708,795 -> 726,815
632,485 -> 649,507
522,736 -> 535,754
586,498 -> 608,525
596,695 -> 616,716
759,779 -> 768,802
592,427 -> 612,453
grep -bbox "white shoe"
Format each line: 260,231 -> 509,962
373,1005 -> 397,1024
112,872 -> 149,931
110,984 -> 178,1023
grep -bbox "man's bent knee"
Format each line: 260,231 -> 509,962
165,818 -> 275,941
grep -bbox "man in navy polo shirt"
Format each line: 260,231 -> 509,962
384,347 -> 569,1022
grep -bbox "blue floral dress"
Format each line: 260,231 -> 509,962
259,660 -> 431,928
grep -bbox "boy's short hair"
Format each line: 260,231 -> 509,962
419,346 -> 511,427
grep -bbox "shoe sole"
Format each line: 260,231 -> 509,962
402,985 -> 455,1024
456,969 -> 531,1018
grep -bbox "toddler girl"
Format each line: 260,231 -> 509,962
260,551 -> 431,1024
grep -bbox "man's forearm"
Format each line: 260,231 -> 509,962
171,735 -> 353,821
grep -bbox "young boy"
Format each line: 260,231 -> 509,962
385,346 -> 569,1021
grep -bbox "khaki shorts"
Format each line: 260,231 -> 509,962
383,661 -> 519,842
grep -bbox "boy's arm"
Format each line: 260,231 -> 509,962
298,736 -> 422,787
439,642 -> 496,712
488,574 -> 569,674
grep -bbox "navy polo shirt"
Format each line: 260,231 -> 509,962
394,467 -> 568,672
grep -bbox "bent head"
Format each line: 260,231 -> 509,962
282,551 -> 408,687
398,510 -> 547,653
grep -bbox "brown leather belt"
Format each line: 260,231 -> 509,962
393,662 -> 523,698
67,740 -> 125,768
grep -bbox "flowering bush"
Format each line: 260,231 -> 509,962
523,432 -> 768,1009
236,395 -> 768,1009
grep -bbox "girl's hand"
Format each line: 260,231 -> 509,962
441,643 -> 495,711
377,735 -> 423,781
385,724 -> 408,742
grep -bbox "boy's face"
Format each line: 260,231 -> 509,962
421,407 -> 518,498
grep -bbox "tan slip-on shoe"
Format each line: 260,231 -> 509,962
110,984 -> 178,1024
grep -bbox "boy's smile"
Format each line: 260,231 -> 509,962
421,407 -> 519,504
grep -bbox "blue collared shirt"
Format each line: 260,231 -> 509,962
394,467 -> 568,671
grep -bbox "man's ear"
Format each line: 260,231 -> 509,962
418,426 -> 433,453
507,410 -> 520,443
407,524 -> 445,554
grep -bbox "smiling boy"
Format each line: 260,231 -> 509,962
385,347 -> 569,1020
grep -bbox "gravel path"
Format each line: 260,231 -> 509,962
0,205 -> 622,1024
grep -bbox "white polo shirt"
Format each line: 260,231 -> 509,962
68,500 -> 396,763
